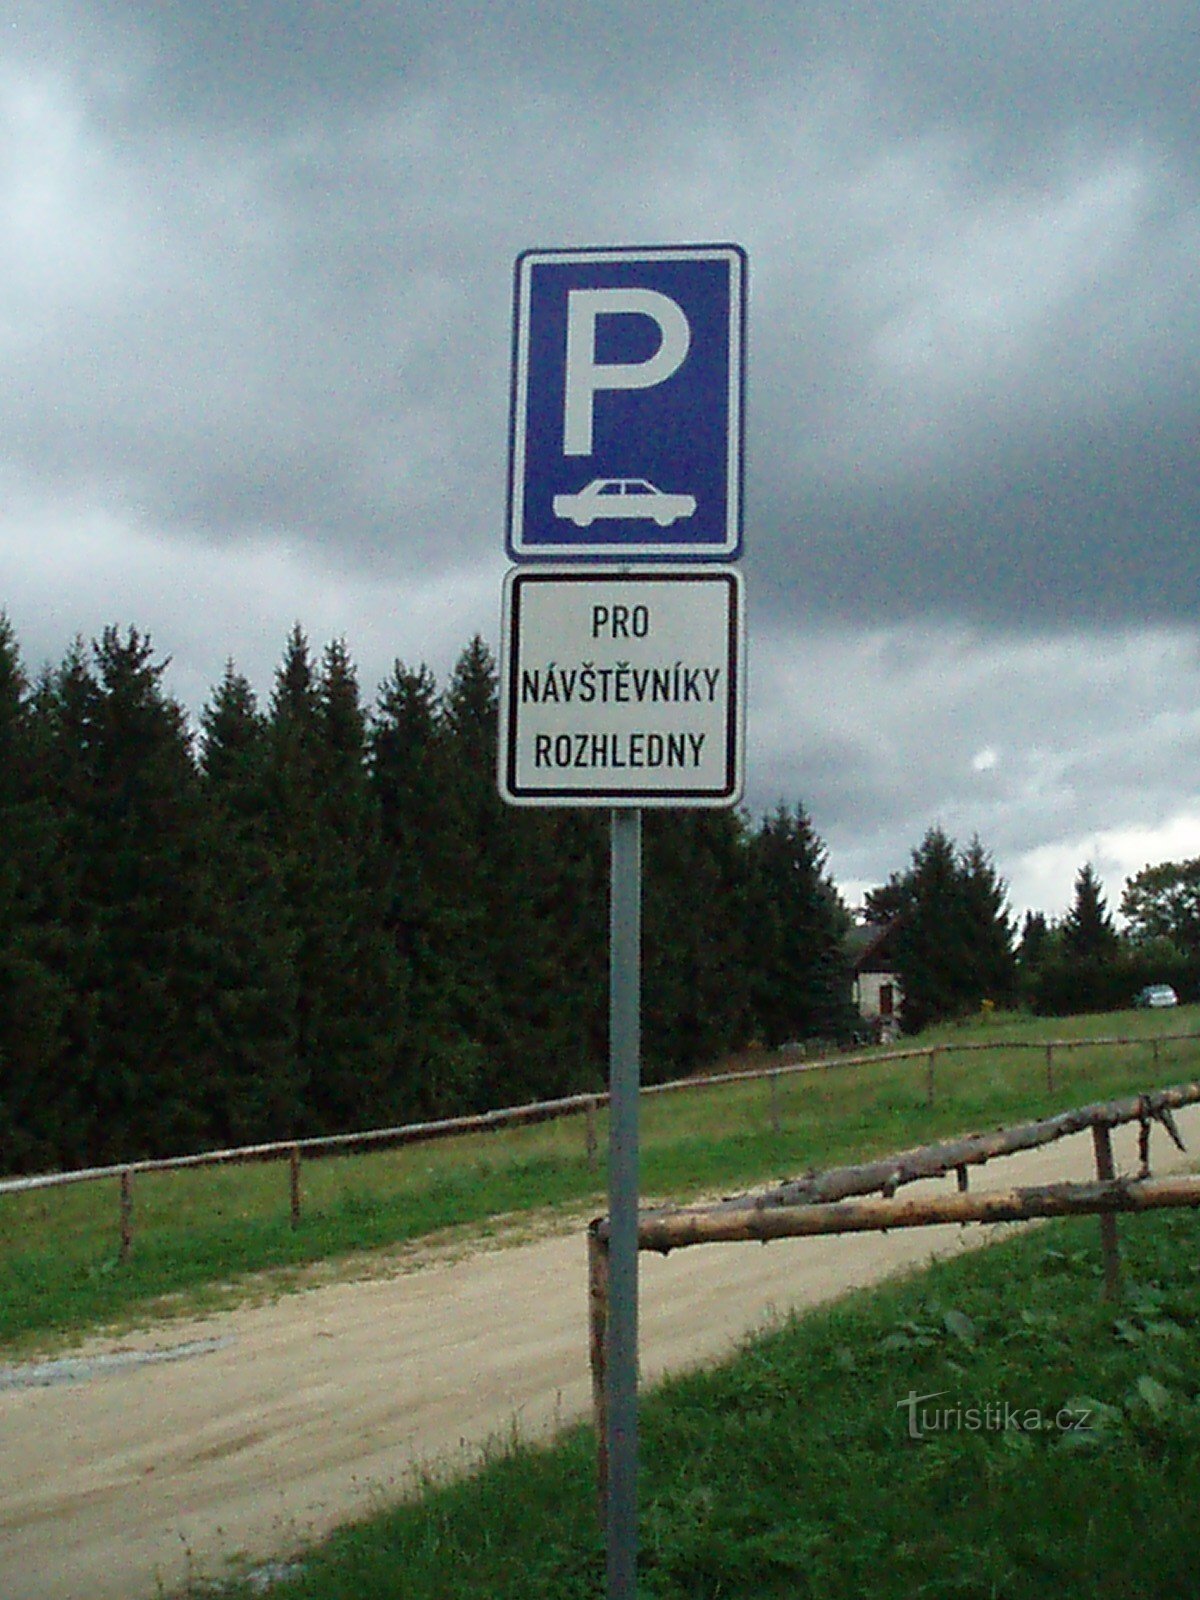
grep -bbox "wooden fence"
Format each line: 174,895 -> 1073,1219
586,1077 -> 1200,1517
2,1029 -> 1197,1264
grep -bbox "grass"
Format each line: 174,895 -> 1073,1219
199,1200 -> 1200,1600
1,1005 -> 1197,1356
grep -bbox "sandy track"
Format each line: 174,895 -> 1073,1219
3,1111 -> 1197,1600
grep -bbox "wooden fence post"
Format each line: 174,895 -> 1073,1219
289,1144 -> 302,1228
1045,1043 -> 1055,1094
119,1168 -> 133,1263
769,1070 -> 781,1137
1091,1123 -> 1120,1299
926,1049 -> 937,1108
588,1222 -> 610,1528
585,1097 -> 599,1173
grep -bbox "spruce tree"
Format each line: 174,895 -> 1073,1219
265,629 -> 403,1134
439,636 -> 575,1104
420,637 -> 507,1104
889,826 -> 970,1032
1029,864 -> 1127,1015
0,619 -> 70,1171
745,803 -> 856,1048
871,827 -> 1017,1031
958,835 -> 1017,1006
1061,863 -> 1119,960
642,809 -> 754,1073
198,664 -> 301,1140
370,661 -> 466,1115
34,641 -> 106,1161
1019,910 -> 1050,966
49,628 -> 216,1159
312,638 -> 405,1129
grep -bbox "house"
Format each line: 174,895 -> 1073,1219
849,920 -> 904,1042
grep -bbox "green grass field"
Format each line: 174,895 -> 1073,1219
201,1195 -> 1200,1599
1,1005 -> 1196,1356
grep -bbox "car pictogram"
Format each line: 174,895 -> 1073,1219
552,477 -> 697,528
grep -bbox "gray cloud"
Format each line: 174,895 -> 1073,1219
749,621 -> 1200,914
2,1 -> 1198,920
28,3 -> 1197,165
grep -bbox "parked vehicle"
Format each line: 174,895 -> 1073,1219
1135,984 -> 1179,1009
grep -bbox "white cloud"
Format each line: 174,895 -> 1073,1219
0,491 -> 506,714
1014,811 -> 1200,924
750,619 -> 1200,920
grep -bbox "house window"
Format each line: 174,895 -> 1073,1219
879,983 -> 894,1017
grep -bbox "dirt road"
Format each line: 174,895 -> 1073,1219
3,1112 -> 1197,1600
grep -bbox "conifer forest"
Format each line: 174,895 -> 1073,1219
0,617 -> 857,1174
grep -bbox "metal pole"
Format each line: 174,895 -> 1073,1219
607,807 -> 642,1598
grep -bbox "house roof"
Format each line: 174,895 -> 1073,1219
848,919 -> 902,974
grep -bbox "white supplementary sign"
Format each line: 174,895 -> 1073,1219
498,567 -> 744,807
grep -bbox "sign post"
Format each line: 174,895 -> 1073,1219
606,804 -> 641,1597
499,242 -> 747,1599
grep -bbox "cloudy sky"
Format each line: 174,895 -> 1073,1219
2,1 -> 1197,922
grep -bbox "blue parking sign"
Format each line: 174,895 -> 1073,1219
507,244 -> 745,561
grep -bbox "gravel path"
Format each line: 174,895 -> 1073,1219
3,1110 -> 1196,1600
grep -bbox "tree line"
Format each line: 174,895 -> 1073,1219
1018,860 -> 1200,1015
862,829 -> 1200,1029
0,616 -> 857,1175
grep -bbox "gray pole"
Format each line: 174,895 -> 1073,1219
607,806 -> 642,1598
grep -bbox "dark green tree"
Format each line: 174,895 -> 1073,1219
31,641 -> 106,1163
49,628 -> 218,1159
1026,861 -> 1131,1016
198,663 -> 302,1140
862,874 -> 911,927
1061,863 -> 1119,960
265,629 -> 404,1134
744,804 -> 856,1048
0,619 -> 72,1170
432,636 -> 514,1105
1018,910 -> 1050,968
958,835 -> 1018,1005
313,638 -> 407,1128
888,826 -> 967,1033
643,808 -> 755,1074
370,661 -> 471,1115
1121,860 -> 1200,954
437,635 -> 603,1105
875,827 -> 1015,1031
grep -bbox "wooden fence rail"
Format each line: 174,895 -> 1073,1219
587,1078 -> 1200,1519
596,1079 -> 1200,1238
2,1030 -> 1197,1263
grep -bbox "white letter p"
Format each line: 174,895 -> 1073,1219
563,288 -> 690,456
